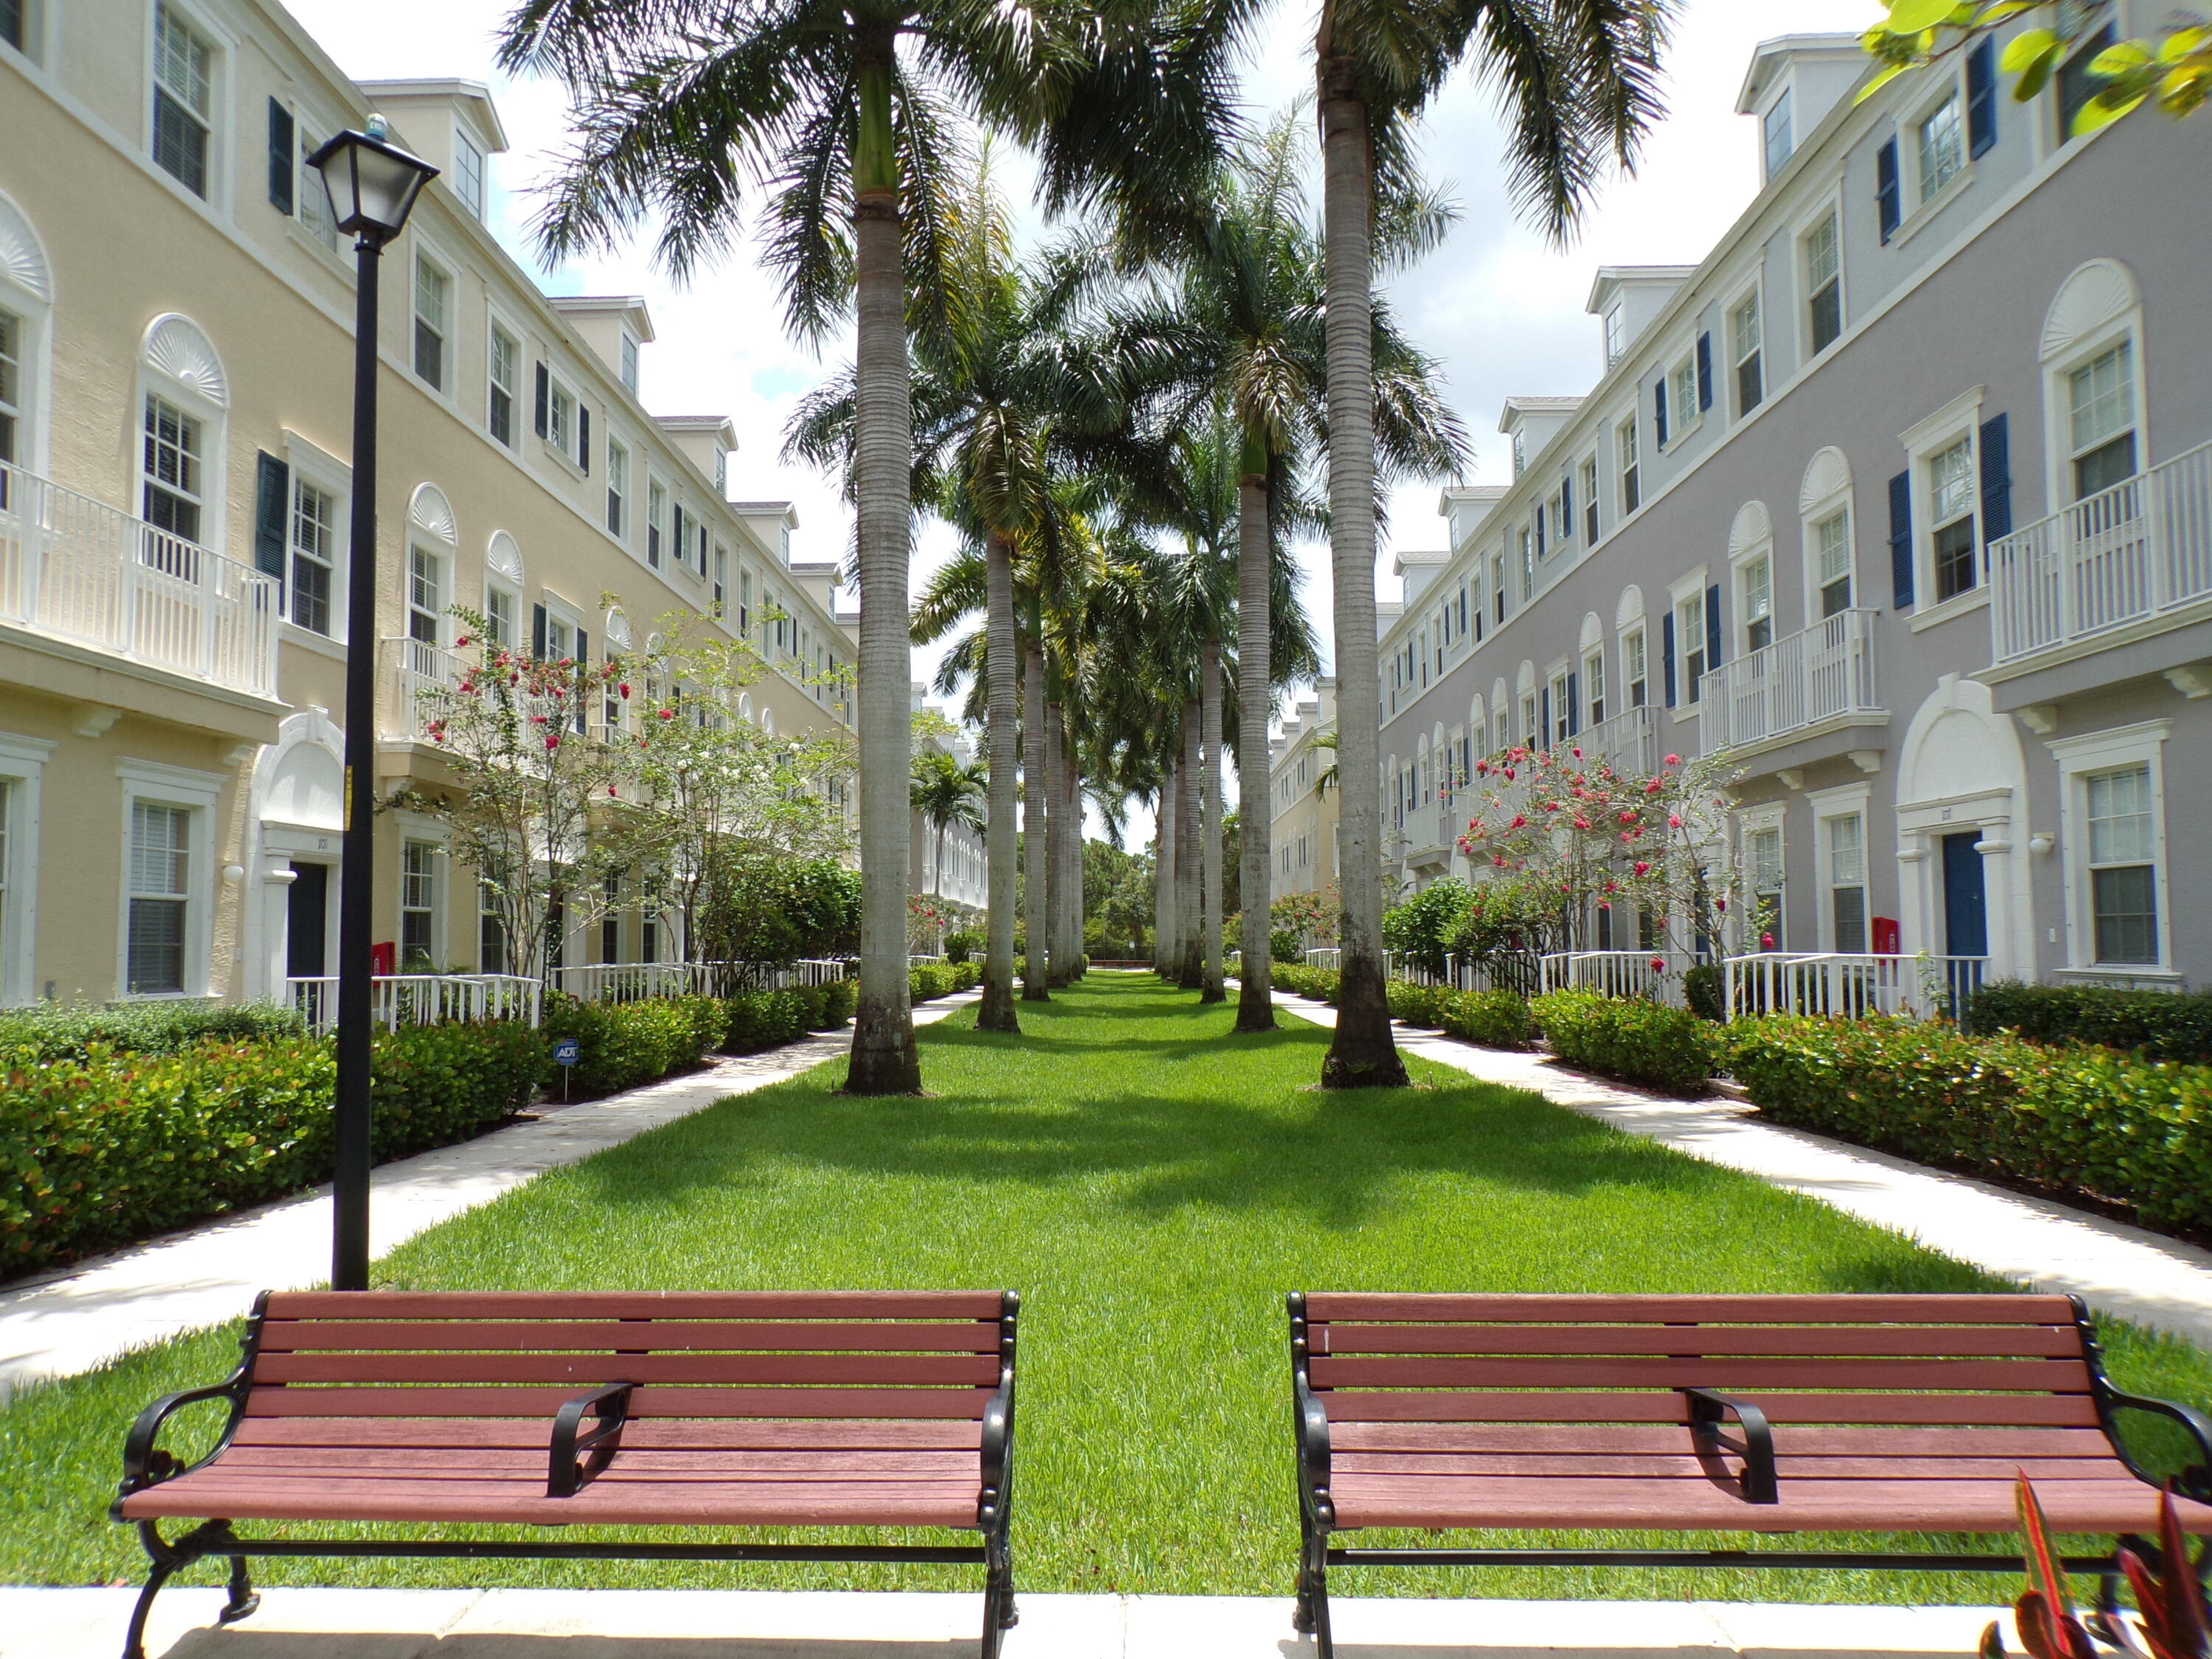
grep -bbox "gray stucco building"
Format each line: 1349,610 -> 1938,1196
1369,24 -> 2212,992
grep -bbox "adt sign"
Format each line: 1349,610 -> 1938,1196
552,1037 -> 581,1068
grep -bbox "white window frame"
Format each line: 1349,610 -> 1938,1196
1621,624 -> 1648,709
1,0 -> 44,64
1808,781 -> 1873,954
1762,86 -> 1794,181
1664,350 -> 1700,449
1579,456 -> 1600,545
646,474 -> 667,569
1900,386 -> 1988,630
487,318 -> 521,449
1736,543 -> 1775,656
0,733 -> 54,1005
1796,192 -> 1846,364
136,366 -> 225,553
1617,416 -> 1641,514
406,541 -> 446,648
451,124 -> 485,220
605,435 -> 630,540
544,372 -> 580,470
115,757 -> 222,1000
1739,801 -> 1786,952
147,0 -> 225,207
1907,77 -> 1970,220
1669,568 -> 1709,711
2048,721 -> 2172,976
1726,279 -> 1764,420
411,245 -> 453,395
1603,307 -> 1624,366
0,254 -> 52,481
398,832 -> 444,969
1581,646 -> 1606,728
1799,457 -> 1855,628
619,330 -> 639,394
282,431 -> 349,640
2039,296 -> 2146,514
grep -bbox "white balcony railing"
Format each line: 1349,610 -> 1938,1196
1989,443 -> 2212,664
1541,949 -> 1700,1007
288,973 -> 543,1034
1576,706 -> 1658,775
384,634 -> 465,739
0,460 -> 279,697
1700,608 -> 1879,755
1725,951 -> 1986,1022
554,958 -> 855,1001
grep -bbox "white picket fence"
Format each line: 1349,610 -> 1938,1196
554,959 -> 855,1003
288,974 -> 542,1034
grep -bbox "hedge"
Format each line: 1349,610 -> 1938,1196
1726,1015 -> 2212,1234
1441,989 -> 1536,1050
0,999 -> 306,1065
0,1020 -> 549,1276
1270,964 -> 1340,1002
1531,990 -> 1722,1096
909,961 -> 980,1001
541,995 -> 724,1096
1964,981 -> 2212,1062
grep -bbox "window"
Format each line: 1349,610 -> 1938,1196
619,332 -> 639,394
1928,437 -> 1978,602
1748,824 -> 1784,948
547,379 -> 574,456
1624,627 -> 1647,707
2056,25 -> 2115,142
1815,509 -> 1853,616
407,545 -> 443,645
1677,590 -> 1708,704
296,124 -> 336,247
1917,94 -> 1966,204
1763,88 -> 1794,179
1583,649 -> 1606,726
152,4 -> 212,198
606,439 -> 629,537
289,477 -> 335,634
479,880 -> 506,975
1511,428 -> 1526,479
2067,340 -> 2136,500
1826,812 -> 1867,952
544,610 -> 576,662
1579,458 -> 1599,543
142,394 -> 204,543
1742,554 -> 1773,653
647,478 -> 666,568
1804,213 -> 1842,355
1668,358 -> 1697,443
1604,307 -> 1624,366
2085,764 -> 2157,964
452,128 -> 485,220
488,327 -> 518,448
413,256 -> 449,389
1731,292 -> 1762,416
739,568 -> 752,636
1,0 -> 23,51
1618,418 -> 1641,512
128,801 -> 190,993
1491,554 -> 1507,624
1549,671 -> 1572,745
0,306 -> 21,468
1520,692 -> 1539,749
1518,528 -> 1534,602
601,874 -> 622,964
400,839 -> 438,968
484,584 -> 515,648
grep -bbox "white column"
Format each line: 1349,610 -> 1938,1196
1895,840 -> 1932,957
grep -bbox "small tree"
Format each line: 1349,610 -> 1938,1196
396,613 -> 633,984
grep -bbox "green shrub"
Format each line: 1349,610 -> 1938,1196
1965,981 -> 2212,1062
1270,964 -> 1339,1002
1532,990 -> 1721,1095
1683,964 -> 1725,1023
785,984 -> 828,1032
1725,1015 -> 2212,1234
1387,980 -> 1448,1028
950,960 -> 981,992
1441,989 -> 1535,1050
909,961 -> 968,1001
0,999 -> 306,1065
942,930 -> 983,966
818,977 -> 856,1028
1382,881 -> 1472,979
0,1020 -> 549,1275
722,990 -> 805,1053
542,995 -> 720,1095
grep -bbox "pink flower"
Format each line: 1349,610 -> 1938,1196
1619,810 -> 1637,824
1572,747 -> 1583,759
1573,817 -> 1590,830
1761,931 -> 1775,950
658,709 -> 675,720
545,734 -> 560,751
1633,860 -> 1650,876
1649,956 -> 1666,973
454,635 -> 470,649
1645,779 -> 1663,795
1667,814 -> 1683,829
619,683 -> 631,699
608,785 -> 618,797
1509,814 -> 1526,830
1503,768 -> 1515,782
530,714 -> 546,725
1714,897 -> 1727,913
1664,754 -> 1680,766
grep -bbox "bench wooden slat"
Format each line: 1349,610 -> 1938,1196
1315,1324 -> 2082,1359
257,1320 -> 1004,1354
229,1418 -> 985,1451
243,1385 -> 996,1419
1319,1390 -> 2103,1426
1303,1293 -> 2076,1324
1307,1355 -> 2090,1392
265,1290 -> 1004,1321
1332,1453 -> 2132,1480
252,1352 -> 1003,1387
1326,1422 -> 2115,1457
218,1446 -> 983,1478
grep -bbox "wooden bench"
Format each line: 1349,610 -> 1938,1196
112,1289 -> 1018,1659
1290,1292 -> 2212,1658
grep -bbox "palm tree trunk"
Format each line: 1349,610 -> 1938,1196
1235,462 -> 1276,1030
1318,59 -> 1405,1088
1044,697 -> 1071,987
1155,766 -> 1177,973
1177,698 -> 1203,988
1021,636 -> 1050,1001
978,535 -> 1020,1031
1057,724 -> 1082,978
1199,642 -> 1225,1003
844,27 -> 921,1094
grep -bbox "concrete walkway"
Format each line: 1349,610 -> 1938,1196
0,1585 -> 2024,1659
0,991 -> 981,1397
1275,992 -> 2212,1349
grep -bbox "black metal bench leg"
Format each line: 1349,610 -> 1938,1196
120,1562 -> 176,1659
1294,1526 -> 1333,1658
219,1554 -> 260,1625
980,1531 -> 1016,1659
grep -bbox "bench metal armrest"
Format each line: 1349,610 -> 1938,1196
548,1382 -> 635,1498
1293,1368 -> 1336,1528
117,1378 -> 252,1500
978,1363 -> 1016,1527
2104,1388 -> 2212,1503
1684,1387 -> 1778,1505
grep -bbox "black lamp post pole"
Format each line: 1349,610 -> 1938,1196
333,233 -> 383,1292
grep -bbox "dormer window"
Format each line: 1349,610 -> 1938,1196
619,331 -> 639,394
1510,429 -> 1526,479
1604,307 -> 1624,366
1762,87 -> 1793,181
453,127 -> 485,219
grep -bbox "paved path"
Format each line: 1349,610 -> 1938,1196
0,992 -> 981,1397
1275,993 -> 2212,1349
0,1585 -> 2024,1659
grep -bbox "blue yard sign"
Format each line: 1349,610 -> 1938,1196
552,1037 -> 581,1068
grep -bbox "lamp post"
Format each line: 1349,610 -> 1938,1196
305,117 -> 437,1293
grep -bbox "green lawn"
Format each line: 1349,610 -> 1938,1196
7,973 -> 2209,1604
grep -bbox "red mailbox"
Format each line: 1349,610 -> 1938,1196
370,941 -> 396,975
1871,917 -> 1900,956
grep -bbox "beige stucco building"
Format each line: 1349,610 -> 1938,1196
0,0 -> 860,1006
1265,678 -> 1336,904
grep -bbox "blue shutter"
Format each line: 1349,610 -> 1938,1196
1566,672 -> 1580,736
1705,582 -> 1724,671
1966,39 -> 1997,156
1540,686 -> 1551,748
1979,413 -> 2011,553
1888,470 -> 1915,608
1654,376 -> 1669,448
267,100 -> 294,213
532,603 -> 548,658
578,405 -> 591,473
1662,612 -> 1677,706
1696,333 -> 1713,411
573,628 -> 588,731
1561,473 -> 1573,539
534,364 -> 550,438
253,452 -> 289,580
1877,140 -> 1902,242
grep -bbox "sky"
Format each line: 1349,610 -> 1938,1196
287,0 -> 1878,844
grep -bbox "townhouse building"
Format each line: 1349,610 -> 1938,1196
1267,678 -> 1338,900
1370,23 -> 2212,991
0,0 -> 862,1006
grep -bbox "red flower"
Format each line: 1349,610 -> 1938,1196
1649,956 -> 1666,973
1761,931 -> 1775,950
545,734 -> 560,750
530,714 -> 546,725
454,635 -> 470,649
608,785 -> 618,797
1714,897 -> 1727,913
1664,753 -> 1680,765
658,709 -> 675,720
1573,817 -> 1590,830
1572,747 -> 1583,759
619,683 -> 631,699
1633,860 -> 1651,876
1668,813 -> 1683,828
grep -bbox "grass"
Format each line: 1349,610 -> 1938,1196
7,973 -> 2210,1605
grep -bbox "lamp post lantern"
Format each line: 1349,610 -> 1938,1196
305,116 -> 437,1293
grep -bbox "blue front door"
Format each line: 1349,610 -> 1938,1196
1941,831 -> 1988,958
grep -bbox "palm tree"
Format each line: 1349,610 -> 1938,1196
911,749 -> 987,905
1309,0 -> 1674,1091
499,0 -> 1245,1095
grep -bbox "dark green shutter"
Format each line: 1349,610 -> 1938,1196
1966,39 -> 1997,156
1654,377 -> 1669,447
1888,470 -> 1915,608
1705,582 -> 1723,669
253,452 -> 289,580
1979,413 -> 2011,550
1695,333 -> 1713,411
578,405 -> 590,473
1565,672 -> 1579,735
1662,612 -> 1677,706
533,602 -> 548,657
534,364 -> 549,438
1877,141 -> 1902,242
267,100 -> 294,213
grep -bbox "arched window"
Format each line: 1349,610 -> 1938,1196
406,484 -> 458,655
1798,448 -> 1855,623
484,531 -> 525,649
138,313 -> 228,552
1728,500 -> 1775,654
0,189 -> 54,486
2038,258 -> 2143,507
